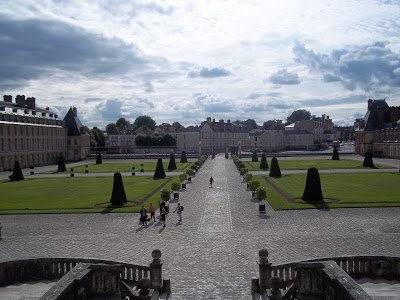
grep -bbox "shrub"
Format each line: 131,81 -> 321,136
260,153 -> 269,170
245,173 -> 253,182
186,169 -> 195,176
9,161 -> 24,181
154,158 -> 166,179
57,154 -> 66,172
363,152 -> 374,168
269,157 -> 281,177
332,147 -> 340,160
160,188 -> 171,201
194,161 -> 200,167
302,167 -> 323,202
249,180 -> 260,192
225,153 -> 228,159
180,151 -> 188,163
240,168 -> 248,176
252,152 -> 258,162
179,173 -> 187,182
96,152 -> 102,164
171,182 -> 180,192
256,186 -> 267,201
110,172 -> 127,205
167,153 -> 177,171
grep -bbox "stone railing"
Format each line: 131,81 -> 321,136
252,249 -> 400,299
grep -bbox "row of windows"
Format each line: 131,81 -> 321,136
0,113 -> 61,125
0,125 -> 65,137
200,132 -> 247,139
0,137 -> 65,152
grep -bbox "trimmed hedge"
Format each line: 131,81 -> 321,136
9,161 -> 24,181
180,151 -> 188,163
154,158 -> 166,179
363,152 -> 374,168
302,167 -> 323,202
269,157 -> 281,177
252,152 -> 258,162
110,172 -> 127,205
57,154 -> 66,172
260,153 -> 269,170
332,147 -> 340,160
96,152 -> 102,165
168,153 -> 177,171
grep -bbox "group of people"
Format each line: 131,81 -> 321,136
139,201 -> 183,228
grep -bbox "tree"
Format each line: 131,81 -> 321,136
260,153 -> 269,170
180,151 -> 188,163
363,152 -> 375,168
9,161 -> 24,181
134,115 -> 156,130
252,152 -> 258,162
243,119 -> 259,130
110,172 -> 127,205
90,127 -> 106,148
302,168 -> 323,202
168,153 -> 177,171
116,117 -> 129,128
161,134 -> 176,146
96,152 -> 102,164
262,119 -> 285,130
154,158 -> 166,179
105,123 -> 118,134
256,186 -> 267,201
172,121 -> 185,132
332,147 -> 340,160
287,109 -> 311,123
269,157 -> 281,177
57,153 -> 66,172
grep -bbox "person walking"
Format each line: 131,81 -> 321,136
160,206 -> 167,227
139,206 -> 148,226
209,176 -> 214,188
148,203 -> 156,223
173,203 -> 184,223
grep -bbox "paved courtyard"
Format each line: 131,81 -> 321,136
1,155 -> 400,299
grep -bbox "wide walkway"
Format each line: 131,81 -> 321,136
1,155 -> 400,299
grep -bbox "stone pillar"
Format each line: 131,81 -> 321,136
150,249 -> 163,290
258,249 -> 272,291
88,264 -> 121,298
268,276 -> 283,300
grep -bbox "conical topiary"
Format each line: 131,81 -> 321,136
57,154 -> 66,172
154,158 -> 166,179
96,152 -> 102,164
180,151 -> 188,163
9,161 -> 24,181
168,153 -> 177,171
269,157 -> 281,177
332,147 -> 340,160
110,172 -> 127,205
252,151 -> 258,162
260,153 -> 269,170
363,152 -> 374,168
302,168 -> 323,202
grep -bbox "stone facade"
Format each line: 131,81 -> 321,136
355,99 -> 400,158
106,134 -> 137,153
176,127 -> 200,153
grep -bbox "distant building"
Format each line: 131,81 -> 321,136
249,129 -> 313,152
355,99 -> 400,158
293,114 -> 334,145
0,95 -> 89,171
176,126 -> 200,153
106,134 -> 136,153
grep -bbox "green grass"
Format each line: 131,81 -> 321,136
255,172 -> 400,210
245,159 -> 391,171
46,162 -> 191,174
0,175 -> 182,214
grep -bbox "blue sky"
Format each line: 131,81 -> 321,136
1,0 -> 399,128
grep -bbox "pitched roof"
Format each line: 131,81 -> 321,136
63,107 -> 87,136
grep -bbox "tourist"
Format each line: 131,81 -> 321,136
149,203 -> 156,222
160,206 -> 167,227
139,206 -> 148,226
164,201 -> 170,214
173,203 -> 184,223
209,176 -> 214,188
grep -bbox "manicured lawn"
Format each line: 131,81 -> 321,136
254,172 -> 400,210
245,159 -> 391,171
0,175 -> 182,214
46,162 -> 191,174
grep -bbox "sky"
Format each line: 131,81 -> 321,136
1,0 -> 400,128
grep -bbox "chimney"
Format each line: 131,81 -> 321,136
16,95 -> 26,107
322,114 -> 325,120
207,117 -> 211,123
3,95 -> 12,103
45,107 -> 50,110
72,107 -> 77,116
368,99 -> 373,111
26,97 -> 36,109
219,119 -> 224,123
227,119 -> 230,124
212,118 -> 215,123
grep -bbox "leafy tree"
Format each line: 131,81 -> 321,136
110,172 -> 127,205
180,151 -> 188,163
332,147 -> 340,160
363,152 -> 375,168
90,127 -> 106,148
154,158 -> 166,179
262,119 -> 284,130
57,153 -> 66,172
287,109 -> 311,123
134,115 -> 156,130
168,153 -> 177,171
269,157 -> 281,177
302,168 -> 323,202
249,180 -> 260,192
172,121 -> 185,132
160,188 -> 171,201
105,123 -> 118,134
96,152 -> 102,164
9,161 -> 24,181
116,117 -> 129,128
171,182 -> 180,192
243,119 -> 259,130
252,152 -> 258,162
256,186 -> 267,201
161,134 -> 176,146
260,153 -> 269,170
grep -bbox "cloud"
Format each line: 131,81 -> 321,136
0,14 -> 148,89
143,81 -> 154,93
269,69 -> 301,85
96,99 -> 123,122
293,41 -> 400,92
194,94 -> 235,112
188,67 -> 232,78
84,97 -> 102,104
247,92 -> 282,99
137,97 -> 155,109
299,95 -> 366,107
